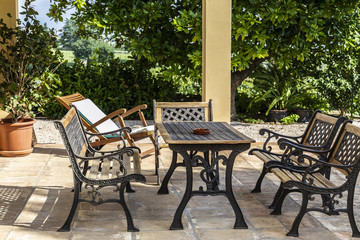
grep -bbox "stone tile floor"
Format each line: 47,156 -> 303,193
0,142 -> 359,239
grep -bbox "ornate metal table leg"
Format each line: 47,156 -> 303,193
170,151 -> 193,230
158,151 -> 178,194
226,150 -> 248,229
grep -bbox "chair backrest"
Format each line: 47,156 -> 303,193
56,92 -> 85,110
300,111 -> 347,149
70,99 -> 119,133
328,121 -> 360,177
54,107 -> 91,178
153,100 -> 213,122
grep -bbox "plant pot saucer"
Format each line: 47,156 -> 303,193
0,148 -> 33,157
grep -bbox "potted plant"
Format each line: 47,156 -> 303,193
249,62 -> 315,122
0,0 -> 62,157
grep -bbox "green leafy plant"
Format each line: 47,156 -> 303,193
0,0 -> 62,122
244,118 -> 263,124
281,114 -> 300,125
44,56 -> 178,119
249,62 -> 316,116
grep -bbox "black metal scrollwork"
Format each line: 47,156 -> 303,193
190,151 -> 229,192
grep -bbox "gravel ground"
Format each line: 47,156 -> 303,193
33,119 -> 312,144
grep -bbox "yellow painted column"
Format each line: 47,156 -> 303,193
202,0 -> 231,122
0,0 -> 18,118
0,0 -> 18,27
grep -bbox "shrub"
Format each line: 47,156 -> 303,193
44,56 -> 178,119
281,114 -> 300,125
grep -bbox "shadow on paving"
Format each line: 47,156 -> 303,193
0,185 -> 34,225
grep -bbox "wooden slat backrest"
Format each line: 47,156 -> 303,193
57,107 -> 89,157
302,112 -> 341,147
153,100 -> 213,122
56,93 -> 96,133
329,123 -> 360,176
56,93 -> 107,143
56,92 -> 85,110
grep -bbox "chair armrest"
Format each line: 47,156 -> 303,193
120,104 -> 147,119
259,128 -> 303,152
88,108 -> 127,131
85,126 -> 132,136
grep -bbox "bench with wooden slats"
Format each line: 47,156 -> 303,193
271,167 -> 337,189
55,107 -> 146,232
249,111 -> 347,193
267,121 -> 360,237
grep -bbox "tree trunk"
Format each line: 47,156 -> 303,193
230,57 -> 269,120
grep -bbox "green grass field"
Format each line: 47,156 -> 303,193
60,50 -> 132,64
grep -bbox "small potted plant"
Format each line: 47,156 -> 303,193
0,0 -> 62,157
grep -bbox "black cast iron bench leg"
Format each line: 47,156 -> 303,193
158,152 -> 178,194
58,177 -> 80,232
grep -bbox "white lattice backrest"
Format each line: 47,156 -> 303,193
153,100 -> 213,122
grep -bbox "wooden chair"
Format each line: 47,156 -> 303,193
153,99 -> 213,185
56,93 -> 156,161
268,121 -> 360,237
54,107 -> 146,232
249,111 -> 347,194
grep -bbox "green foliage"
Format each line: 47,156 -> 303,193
48,0 -> 360,117
0,0 -> 62,122
244,118 -> 263,124
249,62 -> 316,115
59,19 -> 115,60
281,114 -> 300,125
308,51 -> 360,116
44,56 -> 178,119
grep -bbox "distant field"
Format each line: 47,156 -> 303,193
61,50 -> 75,63
60,50 -> 132,64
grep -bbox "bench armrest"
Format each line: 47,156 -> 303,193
76,146 -> 138,161
93,146 -> 141,155
277,138 -> 324,151
259,128 -> 303,152
299,154 -> 355,170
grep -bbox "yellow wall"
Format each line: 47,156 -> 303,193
202,0 -> 232,122
0,0 -> 18,118
0,0 -> 18,27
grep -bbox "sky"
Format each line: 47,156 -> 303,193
18,0 -> 74,30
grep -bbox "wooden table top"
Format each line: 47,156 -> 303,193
155,121 -> 255,145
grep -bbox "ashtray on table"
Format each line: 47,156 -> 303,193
193,128 -> 210,135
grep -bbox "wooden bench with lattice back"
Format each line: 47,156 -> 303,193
153,99 -> 213,186
267,120 -> 360,237
54,106 -> 146,232
249,111 -> 347,193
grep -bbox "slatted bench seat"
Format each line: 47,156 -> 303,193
55,107 -> 146,232
249,111 -> 346,193
270,167 -> 337,190
266,121 -> 360,237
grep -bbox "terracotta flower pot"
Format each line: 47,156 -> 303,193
0,118 -> 36,157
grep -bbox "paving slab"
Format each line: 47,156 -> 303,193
0,142 -> 357,239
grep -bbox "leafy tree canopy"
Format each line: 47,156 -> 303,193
49,0 -> 360,118
58,19 -> 115,60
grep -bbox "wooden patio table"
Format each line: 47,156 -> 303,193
155,121 -> 255,230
